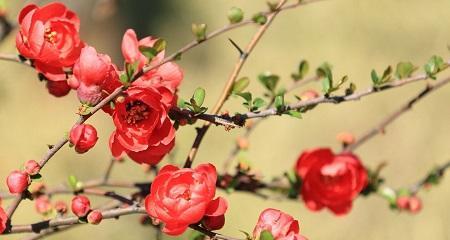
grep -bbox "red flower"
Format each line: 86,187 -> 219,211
69,124 -> 98,153
253,208 -> 307,240
16,3 -> 83,68
0,206 -> 7,234
408,196 -> 422,214
6,170 -> 30,194
121,29 -> 183,93
71,195 -> 91,217
145,164 -> 227,235
35,195 -> 52,214
109,86 -> 176,165
295,148 -> 368,215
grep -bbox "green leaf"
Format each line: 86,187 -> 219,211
371,69 -> 379,85
68,175 -> 79,191
258,72 -> 279,93
274,95 -> 284,111
119,73 -> 129,85
321,76 -> 332,94
30,173 -> 42,180
345,82 -> 356,95
236,92 -> 252,103
259,230 -> 275,240
125,61 -> 139,78
191,23 -> 207,41
424,55 -> 447,80
192,87 -> 206,107
395,62 -> 415,79
381,66 -> 392,82
228,7 -> 244,23
317,62 -> 333,94
252,12 -> 267,25
138,46 -> 158,61
153,39 -> 167,53
232,77 -> 250,94
252,97 -> 266,110
291,60 -> 309,81
177,98 -> 186,108
287,110 -> 302,119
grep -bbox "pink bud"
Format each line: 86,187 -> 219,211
87,210 -> 103,225
35,196 -> 52,214
24,160 -> 40,176
69,124 -> 98,154
300,90 -> 319,101
46,80 -> 71,97
67,75 -> 80,89
76,83 -> 103,106
408,196 -> 422,214
54,201 -> 68,214
71,195 -> 91,217
396,196 -> 410,210
336,132 -> 355,145
6,170 -> 30,194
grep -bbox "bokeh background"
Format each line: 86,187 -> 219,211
1,0 -> 450,239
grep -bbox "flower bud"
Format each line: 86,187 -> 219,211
67,75 -> 80,89
408,196 -> 422,214
77,83 -> 103,106
191,23 -> 207,41
87,210 -> 103,225
71,195 -> 91,217
396,196 -> 409,210
6,170 -> 30,194
24,160 -> 40,176
35,196 -> 52,214
236,137 -> 249,150
300,89 -> 319,101
46,80 -> 71,97
203,215 -> 225,230
54,200 -> 68,214
69,124 -> 98,153
227,7 -> 244,24
336,132 -> 355,145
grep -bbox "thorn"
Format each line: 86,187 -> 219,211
228,38 -> 246,58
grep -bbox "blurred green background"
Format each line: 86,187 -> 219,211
1,0 -> 450,239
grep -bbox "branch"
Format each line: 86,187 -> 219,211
183,0 -> 289,168
409,160 -> 450,194
344,74 -> 450,152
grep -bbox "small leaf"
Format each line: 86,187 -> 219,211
192,23 -> 207,41
153,39 -> 167,53
30,173 -> 42,180
274,95 -> 284,111
260,230 -> 275,240
345,82 -> 356,95
232,77 -> 250,94
258,72 -> 279,93
381,66 -> 392,82
119,73 -> 129,85
177,98 -> 186,108
321,76 -> 332,94
395,62 -> 415,79
236,92 -> 252,103
252,12 -> 267,25
371,69 -> 379,85
287,110 -> 302,119
424,55 -> 447,80
227,7 -> 244,23
192,87 -> 206,107
252,97 -> 266,110
298,60 -> 309,80
138,46 -> 157,61
68,175 -> 79,191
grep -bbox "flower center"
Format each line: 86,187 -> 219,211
44,27 -> 58,44
125,100 -> 150,125
179,189 -> 191,201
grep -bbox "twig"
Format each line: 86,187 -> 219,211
0,53 -> 31,66
344,75 -> 450,152
183,0 -> 289,168
409,160 -> 450,194
102,158 -> 116,184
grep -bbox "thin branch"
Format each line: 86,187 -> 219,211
344,75 -> 450,152
409,160 -> 450,194
102,158 -> 116,184
183,0 -> 289,168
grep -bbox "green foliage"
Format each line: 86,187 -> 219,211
258,71 -> 279,94
232,77 -> 250,94
68,175 -> 83,191
424,55 -> 447,80
252,12 -> 267,25
259,230 -> 275,240
371,66 -> 393,87
274,94 -> 284,112
191,23 -> 207,41
228,7 -> 244,23
291,60 -> 309,81
395,61 -> 416,79
235,92 -> 266,112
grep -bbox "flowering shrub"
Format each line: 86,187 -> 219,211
0,1 -> 449,239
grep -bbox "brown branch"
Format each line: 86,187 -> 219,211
183,0 -> 289,168
344,75 -> 450,152
409,160 -> 450,194
222,76 -> 319,172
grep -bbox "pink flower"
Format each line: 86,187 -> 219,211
35,195 -> 52,214
253,208 -> 307,240
24,160 -> 40,176
0,206 -> 7,234
6,170 -> 30,194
